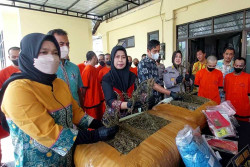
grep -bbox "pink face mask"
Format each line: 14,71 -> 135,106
33,54 -> 60,74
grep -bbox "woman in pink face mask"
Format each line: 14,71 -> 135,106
0,33 -> 118,167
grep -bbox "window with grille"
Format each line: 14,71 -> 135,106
118,36 -> 135,48
147,30 -> 159,42
0,31 -> 6,70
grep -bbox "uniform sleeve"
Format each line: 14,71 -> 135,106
194,70 -> 201,86
76,67 -> 84,88
218,71 -> 223,87
81,68 -> 90,88
1,82 -> 77,156
163,71 -> 175,89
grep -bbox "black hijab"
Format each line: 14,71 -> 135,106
18,33 -> 61,86
107,45 -> 136,92
0,33 -> 60,132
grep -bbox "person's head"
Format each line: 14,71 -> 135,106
234,57 -> 246,74
18,33 -> 60,84
172,50 -> 182,66
47,29 -> 69,59
128,56 -> 132,67
141,54 -> 146,60
133,58 -> 139,67
196,49 -> 206,62
105,53 -> 111,66
206,55 -> 217,72
223,46 -> 235,64
147,40 -> 160,60
8,47 -> 20,66
98,54 -> 105,62
86,51 -> 98,66
111,46 -> 128,70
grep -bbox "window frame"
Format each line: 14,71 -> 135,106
147,30 -> 159,43
118,36 -> 135,48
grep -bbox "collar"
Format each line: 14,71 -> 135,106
60,59 -> 69,66
222,60 -> 234,66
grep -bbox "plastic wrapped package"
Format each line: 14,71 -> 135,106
205,135 -> 238,155
206,101 -> 236,116
203,110 -> 237,138
153,98 -> 217,129
176,125 -> 221,167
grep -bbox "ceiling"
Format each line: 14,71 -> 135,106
0,0 -> 153,21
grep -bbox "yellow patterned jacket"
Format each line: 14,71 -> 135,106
192,60 -> 207,76
1,78 -> 91,167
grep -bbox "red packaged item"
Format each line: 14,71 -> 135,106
205,135 -> 238,154
205,111 -> 230,129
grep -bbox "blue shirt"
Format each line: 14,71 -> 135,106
138,56 -> 161,103
56,60 -> 84,104
216,59 -> 234,79
216,59 -> 234,101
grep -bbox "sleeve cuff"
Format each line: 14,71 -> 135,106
78,114 -> 92,129
50,128 -> 78,156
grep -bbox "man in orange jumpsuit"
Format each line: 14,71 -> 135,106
128,56 -> 137,76
96,54 -> 105,73
194,55 -> 223,104
224,57 -> 250,122
98,53 -> 111,83
82,51 -> 105,120
78,61 -> 86,75
0,47 -> 20,166
0,47 -> 20,88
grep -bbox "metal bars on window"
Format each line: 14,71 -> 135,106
177,9 -> 250,39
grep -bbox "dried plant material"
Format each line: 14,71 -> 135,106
170,93 -> 209,110
105,112 -> 170,154
102,79 -> 154,127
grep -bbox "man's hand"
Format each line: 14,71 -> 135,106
170,91 -> 183,100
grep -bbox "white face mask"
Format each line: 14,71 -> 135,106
60,46 -> 69,59
151,52 -> 160,60
34,54 -> 60,74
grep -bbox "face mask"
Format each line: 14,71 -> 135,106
151,52 -> 160,60
99,61 -> 105,66
106,60 -> 111,66
234,67 -> 243,74
128,62 -> 132,67
207,67 -> 215,72
60,46 -> 69,59
34,54 -> 60,74
134,63 -> 138,67
12,59 -> 18,66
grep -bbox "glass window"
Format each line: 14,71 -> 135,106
147,30 -> 159,42
0,31 -> 6,70
118,36 -> 135,48
246,10 -> 250,28
178,40 -> 187,66
177,24 -> 188,39
189,19 -> 212,37
214,12 -> 244,33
